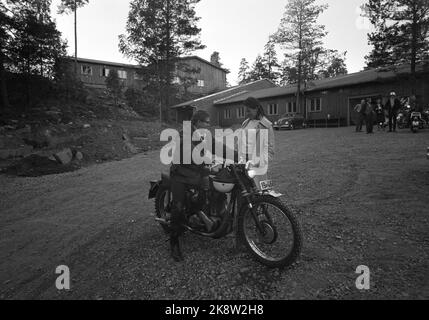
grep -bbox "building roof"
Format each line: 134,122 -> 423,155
214,85 -> 298,105
170,79 -> 277,109
65,55 -> 230,73
306,61 -> 429,92
215,61 -> 429,105
65,57 -> 141,69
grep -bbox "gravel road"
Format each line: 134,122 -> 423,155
0,127 -> 428,299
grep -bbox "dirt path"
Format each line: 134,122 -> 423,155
0,128 -> 428,299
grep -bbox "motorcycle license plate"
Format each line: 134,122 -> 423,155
260,180 -> 273,191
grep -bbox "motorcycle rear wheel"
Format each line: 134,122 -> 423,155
154,186 -> 172,234
238,195 -> 302,268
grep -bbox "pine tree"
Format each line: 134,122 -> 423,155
58,0 -> 89,75
238,58 -> 250,85
248,55 -> 268,82
262,40 -> 281,83
319,50 -> 348,78
106,69 -> 123,107
119,0 -> 205,123
3,0 -> 67,109
273,0 -> 328,117
364,0 -> 429,92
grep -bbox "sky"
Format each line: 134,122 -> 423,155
50,0 -> 374,86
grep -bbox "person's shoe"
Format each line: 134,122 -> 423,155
170,237 -> 184,262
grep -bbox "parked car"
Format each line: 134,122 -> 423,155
273,114 -> 306,130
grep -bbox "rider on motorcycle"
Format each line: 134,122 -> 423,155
169,110 -> 237,262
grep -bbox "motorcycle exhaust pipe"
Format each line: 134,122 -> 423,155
197,211 -> 215,232
155,218 -> 169,226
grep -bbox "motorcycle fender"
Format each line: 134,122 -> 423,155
148,181 -> 160,199
264,190 -> 283,198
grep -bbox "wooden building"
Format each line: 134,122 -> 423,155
214,62 -> 429,127
65,56 -> 228,95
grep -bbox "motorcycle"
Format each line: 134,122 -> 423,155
397,104 -> 411,129
148,161 -> 303,268
410,112 -> 423,133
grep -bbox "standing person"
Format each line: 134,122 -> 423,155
384,92 -> 401,132
240,97 -> 275,190
375,98 -> 385,131
365,98 -> 376,134
354,99 -> 367,132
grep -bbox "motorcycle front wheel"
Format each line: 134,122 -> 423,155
238,195 -> 302,268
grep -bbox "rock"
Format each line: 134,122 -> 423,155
74,151 -> 84,161
83,124 -> 91,129
124,140 -> 138,154
53,148 -> 73,165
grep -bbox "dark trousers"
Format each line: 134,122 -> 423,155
366,113 -> 374,133
356,113 -> 366,132
170,179 -> 187,236
388,112 -> 398,131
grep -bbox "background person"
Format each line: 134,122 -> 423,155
365,98 -> 376,134
384,92 -> 401,132
355,99 -> 367,132
375,98 -> 385,131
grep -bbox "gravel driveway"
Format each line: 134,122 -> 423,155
0,127 -> 428,299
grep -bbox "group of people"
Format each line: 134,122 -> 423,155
168,97 -> 275,262
354,92 -> 404,134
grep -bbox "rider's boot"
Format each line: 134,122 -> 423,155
170,232 -> 184,262
169,203 -> 185,262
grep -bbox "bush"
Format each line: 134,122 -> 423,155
124,87 -> 158,116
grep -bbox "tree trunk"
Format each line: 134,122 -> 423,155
0,52 -> 10,111
164,0 -> 171,123
410,11 -> 418,95
74,0 -> 78,75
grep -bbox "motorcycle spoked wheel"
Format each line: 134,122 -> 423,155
154,186 -> 172,235
238,195 -> 302,268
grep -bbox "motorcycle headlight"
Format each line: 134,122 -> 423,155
247,169 -> 257,179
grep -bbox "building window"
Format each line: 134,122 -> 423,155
268,103 -> 278,116
237,107 -> 245,119
287,102 -> 297,113
81,65 -> 92,75
224,109 -> 231,119
197,80 -> 205,87
118,70 -> 127,79
307,98 -> 322,112
101,67 -> 110,77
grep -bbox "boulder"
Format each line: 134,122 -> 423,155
74,151 -> 84,161
53,148 -> 73,165
123,140 -> 138,154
